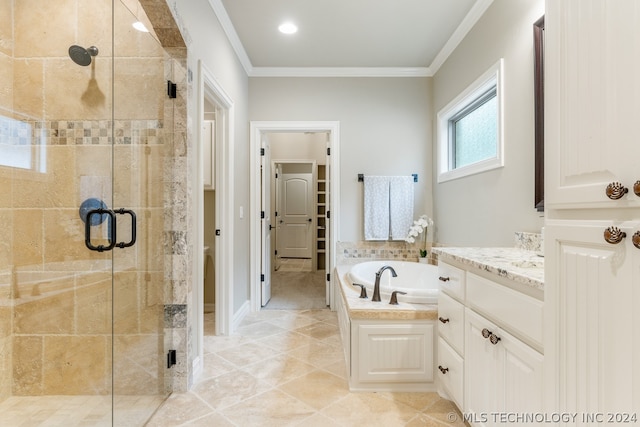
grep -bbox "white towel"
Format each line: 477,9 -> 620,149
389,176 -> 414,240
364,176 -> 389,240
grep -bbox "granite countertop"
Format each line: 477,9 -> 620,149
432,247 -> 544,291
335,265 -> 438,321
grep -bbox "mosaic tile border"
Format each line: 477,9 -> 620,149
336,241 -> 436,266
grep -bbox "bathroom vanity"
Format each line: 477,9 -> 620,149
433,247 -> 544,426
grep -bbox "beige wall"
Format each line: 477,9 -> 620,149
249,77 -> 433,243
432,0 -> 545,247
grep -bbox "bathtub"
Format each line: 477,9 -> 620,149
347,260 -> 439,304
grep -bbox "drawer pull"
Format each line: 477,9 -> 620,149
633,231 -> 640,250
605,182 -> 628,200
481,328 -> 491,339
438,365 -> 449,374
634,180 -> 640,197
604,227 -> 626,244
438,276 -> 450,282
482,328 -> 501,345
438,317 -> 450,324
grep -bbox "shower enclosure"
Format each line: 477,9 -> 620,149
0,0 -> 185,424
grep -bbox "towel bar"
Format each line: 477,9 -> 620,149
358,174 -> 418,183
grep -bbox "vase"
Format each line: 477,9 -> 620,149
418,257 -> 428,264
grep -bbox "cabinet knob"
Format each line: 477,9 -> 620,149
633,231 -> 640,250
605,182 -> 628,200
438,316 -> 450,324
438,276 -> 450,282
604,227 -> 627,244
634,181 -> 640,197
489,333 -> 501,345
438,365 -> 449,374
481,328 -> 491,339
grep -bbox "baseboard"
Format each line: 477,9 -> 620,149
232,300 -> 251,333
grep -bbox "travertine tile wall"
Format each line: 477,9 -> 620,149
0,0 -> 187,401
336,241 -> 436,266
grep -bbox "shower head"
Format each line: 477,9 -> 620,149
68,45 -> 99,66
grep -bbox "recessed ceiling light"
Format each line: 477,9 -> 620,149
132,21 -> 149,32
278,22 -> 298,35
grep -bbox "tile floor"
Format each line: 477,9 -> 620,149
275,257 -> 313,272
145,309 -> 467,427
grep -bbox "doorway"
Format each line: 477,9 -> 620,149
249,122 -> 341,313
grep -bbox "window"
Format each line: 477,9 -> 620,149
437,59 -> 503,182
0,116 -> 46,173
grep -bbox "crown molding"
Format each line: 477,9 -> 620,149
207,0 -> 493,78
250,67 -> 432,78
207,0 -> 254,75
429,0 -> 495,75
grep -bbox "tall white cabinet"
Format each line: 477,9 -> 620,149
545,0 -> 640,420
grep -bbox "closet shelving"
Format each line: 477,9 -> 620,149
316,165 -> 326,270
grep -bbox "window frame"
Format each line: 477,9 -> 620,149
437,59 -> 504,183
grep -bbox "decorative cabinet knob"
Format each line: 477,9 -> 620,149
438,276 -> 450,282
438,365 -> 449,374
438,317 -> 450,324
481,328 -> 501,345
605,182 -> 628,200
633,231 -> 640,250
634,181 -> 640,197
604,227 -> 627,244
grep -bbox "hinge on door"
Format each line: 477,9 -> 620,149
326,273 -> 330,282
275,249 -> 278,255
275,173 -> 278,178
275,211 -> 278,217
167,350 -> 177,368
167,81 -> 177,99
327,147 -> 330,155
260,148 -> 265,156
327,210 -> 330,219
215,229 -> 221,236
261,274 -> 265,282
261,211 -> 265,219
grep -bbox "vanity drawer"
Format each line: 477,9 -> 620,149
466,272 -> 543,349
438,262 -> 465,301
437,336 -> 464,410
437,291 -> 464,354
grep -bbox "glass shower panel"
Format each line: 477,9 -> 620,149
112,1 -> 170,424
0,0 -> 115,422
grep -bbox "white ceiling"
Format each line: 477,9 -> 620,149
209,0 -> 494,77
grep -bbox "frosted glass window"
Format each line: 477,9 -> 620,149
451,91 -> 497,169
0,116 -> 32,170
437,59 -> 503,183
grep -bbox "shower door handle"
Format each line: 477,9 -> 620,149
85,209 -> 117,252
114,209 -> 137,248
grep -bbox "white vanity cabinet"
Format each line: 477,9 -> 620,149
435,258 -> 544,426
545,0 -> 640,418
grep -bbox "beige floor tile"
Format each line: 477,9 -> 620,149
143,392 -> 214,427
200,352 -> 237,380
423,398 -> 469,426
192,370 -> 272,410
255,330 -> 317,351
181,411 -> 235,426
219,389 -> 316,427
241,353 -> 317,386
294,321 -> 340,340
321,392 -> 419,426
287,340 -> 344,369
278,369 -> 350,410
293,412 -> 346,427
216,340 -> 282,367
378,391 -> 442,411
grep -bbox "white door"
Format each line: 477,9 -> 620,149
278,172 -> 313,258
260,137 -> 272,306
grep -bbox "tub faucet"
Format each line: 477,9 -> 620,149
372,265 -> 397,302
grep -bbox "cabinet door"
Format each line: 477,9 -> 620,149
545,221 -> 639,418
464,308 -> 501,427
545,0 -> 640,209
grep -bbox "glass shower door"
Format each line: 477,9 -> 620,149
0,0 -> 170,425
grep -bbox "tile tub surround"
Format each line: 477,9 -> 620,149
335,265 -> 438,320
432,247 -> 544,291
337,241 -> 436,266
